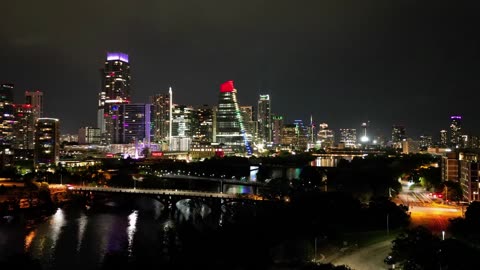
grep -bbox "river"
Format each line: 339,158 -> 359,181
0,196 -> 229,269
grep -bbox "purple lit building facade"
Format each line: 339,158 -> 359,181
98,52 -> 131,144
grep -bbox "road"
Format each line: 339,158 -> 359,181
325,182 -> 464,270
394,181 -> 463,235
325,238 -> 394,270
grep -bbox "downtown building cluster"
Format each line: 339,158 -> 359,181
4,52 -> 480,177
0,84 -> 60,170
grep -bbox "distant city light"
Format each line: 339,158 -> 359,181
360,136 -> 369,143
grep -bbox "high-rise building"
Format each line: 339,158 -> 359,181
25,90 -> 44,149
215,81 -> 251,155
281,124 -> 297,147
34,118 -> 60,167
360,121 -> 370,144
170,104 -> 194,151
440,130 -> 448,147
257,94 -> 271,143
13,104 -> 34,150
240,105 -> 256,144
339,128 -> 357,148
392,125 -> 406,148
0,84 -> 15,149
419,135 -> 433,149
150,91 -> 172,143
25,91 -> 43,119
317,123 -> 334,149
450,115 -> 462,148
120,103 -> 152,144
272,115 -> 284,145
78,127 -> 101,144
192,104 -> 214,144
98,52 -> 131,144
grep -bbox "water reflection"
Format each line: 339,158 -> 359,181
0,197 -> 247,269
24,230 -> 36,252
50,208 -> 65,251
127,210 -> 138,257
76,213 -> 87,252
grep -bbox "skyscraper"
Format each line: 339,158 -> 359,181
215,80 -> 251,155
440,130 -> 448,147
450,115 -> 462,148
339,128 -> 357,148
272,115 -> 284,145
120,103 -> 152,144
150,90 -> 172,143
192,104 -> 213,144
25,90 -> 43,149
171,104 -> 193,151
0,84 -> 15,149
392,125 -> 406,148
317,123 -> 334,149
34,118 -> 60,167
257,94 -> 272,143
240,105 -> 255,144
98,52 -> 131,144
13,104 -> 34,150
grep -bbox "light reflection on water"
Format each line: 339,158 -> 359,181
0,198 -> 222,269
24,230 -> 36,252
127,210 -> 138,257
76,213 -> 87,252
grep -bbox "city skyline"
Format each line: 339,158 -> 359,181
1,1 -> 478,138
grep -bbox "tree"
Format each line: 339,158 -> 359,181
465,201 -> 480,226
391,226 -> 441,270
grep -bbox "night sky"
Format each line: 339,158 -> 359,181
1,1 -> 479,139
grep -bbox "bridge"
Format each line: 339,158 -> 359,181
68,185 -> 268,213
70,186 -> 263,200
159,174 -> 265,193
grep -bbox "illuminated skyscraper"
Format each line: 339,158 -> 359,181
192,104 -> 213,144
419,135 -> 433,149
0,84 -> 14,149
215,80 -> 252,155
450,115 -> 462,148
120,103 -> 152,144
34,118 -> 60,167
317,123 -> 334,149
240,105 -> 255,143
25,90 -> 43,149
257,94 -> 271,143
272,115 -> 284,145
171,104 -> 193,151
339,128 -> 357,148
440,130 -> 448,147
360,121 -> 370,144
13,104 -> 34,150
98,52 -> 131,144
392,125 -> 406,148
150,91 -> 171,143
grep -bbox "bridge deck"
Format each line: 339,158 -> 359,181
72,186 -> 263,200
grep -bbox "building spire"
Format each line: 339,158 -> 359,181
169,87 -> 173,150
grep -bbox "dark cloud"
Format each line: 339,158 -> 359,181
1,1 -> 479,139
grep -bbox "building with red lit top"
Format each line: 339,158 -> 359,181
214,81 -> 252,155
